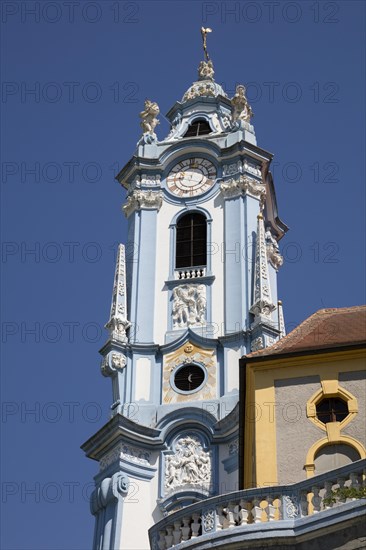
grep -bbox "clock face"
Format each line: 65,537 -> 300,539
166,158 -> 216,197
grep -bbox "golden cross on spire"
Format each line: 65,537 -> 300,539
201,27 -> 212,61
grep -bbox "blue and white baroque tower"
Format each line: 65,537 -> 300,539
82,42 -> 287,550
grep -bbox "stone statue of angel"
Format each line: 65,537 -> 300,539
139,99 -> 160,135
231,85 -> 253,123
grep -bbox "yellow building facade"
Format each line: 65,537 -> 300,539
239,306 -> 366,489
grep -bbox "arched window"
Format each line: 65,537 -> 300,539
176,213 -> 207,269
183,118 -> 212,138
314,444 -> 360,474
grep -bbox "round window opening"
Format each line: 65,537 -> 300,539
174,364 -> 205,393
316,397 -> 349,424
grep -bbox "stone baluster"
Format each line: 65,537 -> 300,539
311,486 -> 321,513
232,501 -> 241,525
158,530 -> 166,550
216,506 -> 225,530
336,477 -> 346,503
237,500 -> 250,525
164,526 -> 173,548
191,513 -> 200,537
277,497 -> 282,520
173,521 -> 182,545
216,506 -> 229,529
181,517 -> 191,541
323,480 -> 334,509
299,491 -> 308,516
350,472 -> 360,491
252,497 -> 262,523
266,495 -> 275,521
227,502 -> 237,527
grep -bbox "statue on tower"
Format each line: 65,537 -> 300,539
198,27 -> 215,81
198,60 -> 215,81
139,99 -> 160,141
231,84 -> 253,124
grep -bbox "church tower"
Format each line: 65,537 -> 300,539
82,30 -> 287,550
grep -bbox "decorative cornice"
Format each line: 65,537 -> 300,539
122,189 -> 163,217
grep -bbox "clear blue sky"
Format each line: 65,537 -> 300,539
1,1 -> 365,549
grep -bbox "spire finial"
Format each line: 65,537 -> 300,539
105,244 -> 131,343
278,300 -> 286,338
201,27 -> 212,61
250,213 -> 276,321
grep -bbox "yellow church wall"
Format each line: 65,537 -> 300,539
242,348 -> 366,488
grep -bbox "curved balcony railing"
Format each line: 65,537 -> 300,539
149,459 -> 366,550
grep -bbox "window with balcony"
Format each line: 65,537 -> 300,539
176,213 -> 207,271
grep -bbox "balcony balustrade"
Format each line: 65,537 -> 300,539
149,459 -> 366,550
175,267 -> 206,280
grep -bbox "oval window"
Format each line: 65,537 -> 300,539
174,364 -> 205,393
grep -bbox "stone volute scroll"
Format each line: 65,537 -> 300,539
90,472 -> 130,516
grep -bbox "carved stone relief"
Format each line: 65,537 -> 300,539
172,284 -> 206,329
100,442 -> 151,471
101,351 -> 127,377
243,160 -> 262,178
164,435 -> 211,494
251,337 -> 264,352
228,439 -> 239,455
140,174 -> 161,186
182,82 -> 216,102
220,174 -> 265,202
202,509 -> 216,532
222,161 -> 241,177
265,229 -> 284,270
122,190 -> 163,217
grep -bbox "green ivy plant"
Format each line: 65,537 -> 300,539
323,486 -> 366,507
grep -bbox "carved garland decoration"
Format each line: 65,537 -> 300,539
220,174 -> 266,203
100,442 -> 151,471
